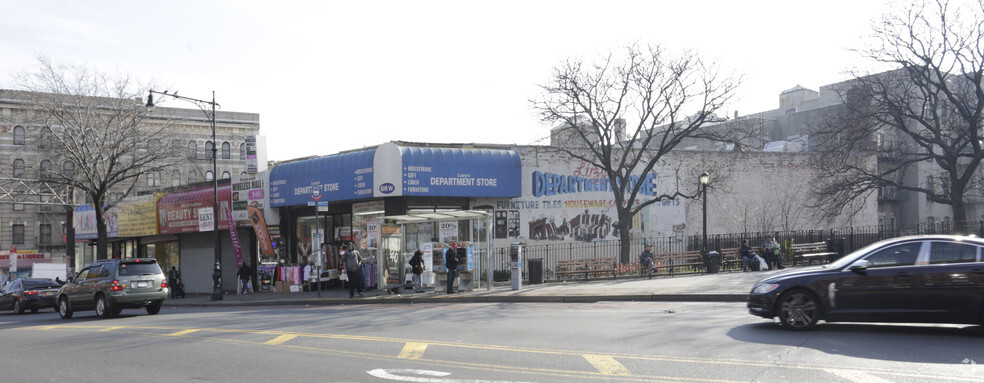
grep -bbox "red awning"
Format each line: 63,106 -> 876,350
158,184 -> 232,234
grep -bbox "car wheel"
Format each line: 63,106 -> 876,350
95,295 -> 113,318
146,300 -> 163,315
111,307 -> 123,315
31,307 -> 38,313
58,297 -> 73,319
13,299 -> 24,315
777,289 -> 821,331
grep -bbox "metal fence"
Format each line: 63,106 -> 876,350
492,221 -> 984,283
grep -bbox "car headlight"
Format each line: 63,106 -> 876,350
751,283 -> 779,294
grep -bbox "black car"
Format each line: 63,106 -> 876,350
0,278 -> 62,314
748,235 -> 984,330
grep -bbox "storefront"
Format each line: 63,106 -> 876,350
270,142 -> 521,292
157,184 -> 255,294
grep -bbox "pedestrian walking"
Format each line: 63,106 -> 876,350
409,250 -> 425,293
237,262 -> 253,295
639,244 -> 655,279
340,245 -> 364,298
445,243 -> 459,294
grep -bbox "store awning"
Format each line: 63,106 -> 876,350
158,185 -> 233,234
269,149 -> 377,207
373,142 -> 522,198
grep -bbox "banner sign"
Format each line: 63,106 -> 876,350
223,202 -> 245,267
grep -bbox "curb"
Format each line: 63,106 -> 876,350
162,293 -> 747,307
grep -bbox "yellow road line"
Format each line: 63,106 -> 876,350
397,342 -> 428,360
168,329 -> 200,336
99,326 -> 124,332
265,334 -> 298,345
584,354 -> 630,376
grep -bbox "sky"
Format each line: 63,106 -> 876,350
0,0 -> 896,161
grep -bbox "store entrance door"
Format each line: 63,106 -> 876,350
379,224 -> 405,292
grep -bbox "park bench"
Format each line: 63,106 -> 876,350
718,247 -> 743,272
556,257 -> 618,281
653,250 -> 704,275
790,241 -> 837,266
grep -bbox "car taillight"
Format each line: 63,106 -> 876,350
161,279 -> 168,288
24,290 -> 39,295
110,280 -> 123,291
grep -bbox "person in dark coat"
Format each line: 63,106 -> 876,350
237,262 -> 253,295
445,243 -> 459,294
639,245 -> 655,279
409,250 -> 425,293
168,266 -> 180,298
739,240 -> 753,272
340,245 -> 364,298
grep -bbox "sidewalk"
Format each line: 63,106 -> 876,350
163,268 -> 790,307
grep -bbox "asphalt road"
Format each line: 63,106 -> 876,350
1,302 -> 982,382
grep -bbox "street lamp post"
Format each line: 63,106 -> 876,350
147,90 -> 223,301
700,172 -> 709,256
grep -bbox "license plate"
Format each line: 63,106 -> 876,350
134,281 -> 149,288
42,292 -> 53,297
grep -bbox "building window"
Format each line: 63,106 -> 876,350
222,142 -> 231,159
12,224 -> 25,244
13,126 -> 25,145
188,140 -> 198,159
221,171 -> 230,179
188,170 -> 198,185
63,161 -> 75,178
172,170 -> 181,187
240,143 -> 246,160
13,196 -> 24,211
147,171 -> 160,186
205,170 -> 214,181
39,224 -> 52,245
12,159 -> 25,177
39,160 -> 52,180
39,195 -> 52,212
205,141 -> 214,159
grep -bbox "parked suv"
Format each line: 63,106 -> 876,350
57,258 -> 169,319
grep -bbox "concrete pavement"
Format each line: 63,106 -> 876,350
163,268 -> 794,307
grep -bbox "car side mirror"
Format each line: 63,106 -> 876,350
848,259 -> 869,273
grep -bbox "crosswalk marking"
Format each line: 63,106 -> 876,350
397,342 -> 429,360
265,334 -> 298,345
168,329 -> 200,336
582,354 -> 630,376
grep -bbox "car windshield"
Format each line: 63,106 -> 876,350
118,262 -> 162,276
23,279 -> 60,289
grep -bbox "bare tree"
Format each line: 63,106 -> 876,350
531,44 -> 739,263
14,56 -> 183,258
810,0 -> 984,233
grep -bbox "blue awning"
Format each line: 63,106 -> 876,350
270,143 -> 522,207
269,149 -> 376,207
380,145 -> 521,197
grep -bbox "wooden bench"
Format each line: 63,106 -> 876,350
556,257 -> 618,281
653,251 -> 704,275
790,242 -> 837,266
718,247 -> 743,272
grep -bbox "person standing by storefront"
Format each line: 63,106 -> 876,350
168,266 -> 180,298
445,243 -> 459,294
341,245 -> 364,298
409,250 -> 425,293
237,262 -> 253,295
